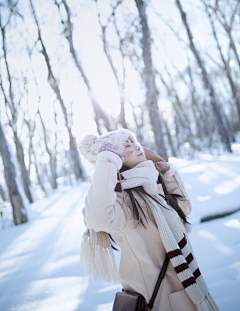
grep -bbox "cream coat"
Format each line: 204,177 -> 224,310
82,161 -> 208,311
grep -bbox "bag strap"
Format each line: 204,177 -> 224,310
146,253 -> 169,310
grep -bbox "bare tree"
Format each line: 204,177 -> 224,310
135,0 -> 168,160
95,0 -> 128,129
203,4 -> 240,123
205,0 -> 240,69
55,0 -> 116,134
29,0 -> 85,181
37,108 -> 58,189
129,100 -> 145,144
0,183 -> 8,201
24,117 -> 48,196
25,42 -> 58,190
0,9 -> 34,203
0,120 -> 28,225
175,0 -> 232,152
156,69 -> 201,151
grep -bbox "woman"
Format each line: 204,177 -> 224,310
78,129 -> 219,311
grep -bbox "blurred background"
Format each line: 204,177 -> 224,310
0,0 -> 239,224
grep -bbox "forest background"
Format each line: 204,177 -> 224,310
0,0 -> 239,225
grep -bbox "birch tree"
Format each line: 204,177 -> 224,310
25,43 -> 58,190
0,8 -> 34,203
205,0 -> 240,69
135,0 -> 168,160
37,108 -> 58,189
0,121 -> 28,225
203,4 -> 240,123
170,58 -> 211,145
24,117 -> 48,195
55,0 -> 116,134
29,0 -> 85,181
95,0 -> 128,129
156,70 -> 200,151
175,0 -> 232,152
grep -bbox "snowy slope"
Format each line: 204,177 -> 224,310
189,211 -> 240,311
170,142 -> 240,224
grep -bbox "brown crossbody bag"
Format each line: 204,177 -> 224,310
112,171 -> 170,311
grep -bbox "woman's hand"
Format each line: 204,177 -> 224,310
142,147 -> 170,174
99,143 -> 133,163
142,147 -> 165,163
155,161 -> 170,174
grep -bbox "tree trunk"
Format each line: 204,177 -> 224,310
0,121 -> 28,225
129,101 -> 144,144
97,10 -> 128,129
213,1 -> 240,69
32,149 -> 48,196
58,0 -> 116,133
0,184 -> 8,201
37,109 -> 57,189
157,70 -> 200,151
206,7 -> 240,122
0,21 -> 34,203
162,117 -> 177,157
174,112 -> 181,151
186,66 -> 205,141
175,0 -> 232,152
135,0 -> 168,160
29,0 -> 85,181
13,130 -> 34,203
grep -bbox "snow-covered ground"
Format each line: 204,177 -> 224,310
0,142 -> 240,311
170,142 -> 240,225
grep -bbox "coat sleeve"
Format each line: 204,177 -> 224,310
157,162 -> 192,216
82,155 -> 128,233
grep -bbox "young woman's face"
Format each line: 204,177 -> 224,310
123,137 -> 147,168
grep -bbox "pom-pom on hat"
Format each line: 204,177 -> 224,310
78,129 -> 139,165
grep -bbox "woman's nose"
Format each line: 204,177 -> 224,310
135,145 -> 141,151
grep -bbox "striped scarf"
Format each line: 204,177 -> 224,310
80,160 -> 219,311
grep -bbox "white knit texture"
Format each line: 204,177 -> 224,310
79,128 -> 138,164
96,150 -> 122,170
120,160 -> 159,195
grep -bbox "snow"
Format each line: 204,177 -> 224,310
169,142 -> 240,224
189,211 -> 240,311
0,142 -> 240,311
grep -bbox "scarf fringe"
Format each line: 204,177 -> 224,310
206,292 -> 220,311
80,230 -> 120,283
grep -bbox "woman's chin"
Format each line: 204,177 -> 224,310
137,156 -> 147,163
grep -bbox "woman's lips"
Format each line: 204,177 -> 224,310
138,152 -> 143,156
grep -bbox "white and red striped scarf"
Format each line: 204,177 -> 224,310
133,190 -> 219,311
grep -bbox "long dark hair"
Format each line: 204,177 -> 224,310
109,165 -> 191,250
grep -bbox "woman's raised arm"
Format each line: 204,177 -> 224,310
82,145 -> 133,233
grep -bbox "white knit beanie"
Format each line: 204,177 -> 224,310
78,129 -> 139,165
